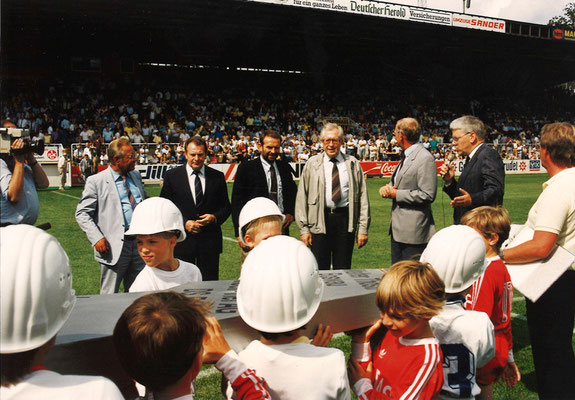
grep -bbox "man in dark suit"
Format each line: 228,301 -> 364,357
160,137 -> 231,280
440,116 -> 505,224
231,130 -> 297,248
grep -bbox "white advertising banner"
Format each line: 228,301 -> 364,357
452,13 -> 506,33
249,0 -> 506,32
408,7 -> 451,26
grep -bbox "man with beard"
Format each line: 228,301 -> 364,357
231,130 -> 297,250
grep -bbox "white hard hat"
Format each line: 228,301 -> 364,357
238,197 -> 284,245
0,225 -> 76,353
237,236 -> 324,333
420,225 -> 488,293
126,197 -> 186,242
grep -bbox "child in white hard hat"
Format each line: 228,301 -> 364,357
420,225 -> 496,400
126,197 -> 202,292
348,260 -> 445,399
461,206 -> 520,399
238,197 -> 283,251
227,235 -> 349,400
0,225 -> 123,399
113,291 -> 272,400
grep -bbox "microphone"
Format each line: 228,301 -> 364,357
443,153 -> 455,177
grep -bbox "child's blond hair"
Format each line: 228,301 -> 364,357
376,261 -> 445,320
243,215 -> 282,241
461,206 -> 511,252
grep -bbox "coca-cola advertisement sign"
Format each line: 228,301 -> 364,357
360,161 -> 446,176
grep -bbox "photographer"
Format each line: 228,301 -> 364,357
0,138 -> 49,226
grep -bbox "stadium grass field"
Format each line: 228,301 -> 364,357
37,173 -> 572,399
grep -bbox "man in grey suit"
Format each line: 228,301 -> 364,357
76,137 -> 148,294
380,118 -> 437,263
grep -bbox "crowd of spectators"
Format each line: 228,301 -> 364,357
3,76 -> 574,167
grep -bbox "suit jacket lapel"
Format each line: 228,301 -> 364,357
460,144 -> 483,184
395,145 -> 420,187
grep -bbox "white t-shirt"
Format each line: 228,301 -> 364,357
525,167 -> 575,258
0,369 -> 123,399
226,340 -> 350,400
430,300 -> 495,400
129,259 -> 202,292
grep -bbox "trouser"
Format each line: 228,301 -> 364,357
58,168 -> 66,188
390,234 -> 428,264
526,269 -> 575,400
311,208 -> 355,270
182,251 -> 220,281
99,238 -> 145,294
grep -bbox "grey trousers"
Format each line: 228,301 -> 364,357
99,239 -> 145,294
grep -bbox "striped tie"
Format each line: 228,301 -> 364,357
193,170 -> 203,206
269,163 -> 278,205
331,158 -> 341,204
121,175 -> 137,210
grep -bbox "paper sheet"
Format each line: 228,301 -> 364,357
504,226 -> 575,302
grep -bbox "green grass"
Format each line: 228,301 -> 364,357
37,174 -> 555,399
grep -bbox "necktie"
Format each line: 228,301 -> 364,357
331,158 -> 341,205
269,163 -> 278,205
121,175 -> 137,210
193,170 -> 203,206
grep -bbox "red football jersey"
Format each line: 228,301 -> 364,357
357,333 -> 443,400
465,257 -> 514,383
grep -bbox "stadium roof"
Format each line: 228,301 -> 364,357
2,0 -> 574,96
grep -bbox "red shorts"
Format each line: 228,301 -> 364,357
477,334 -> 510,385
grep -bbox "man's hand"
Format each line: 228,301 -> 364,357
94,237 -> 110,253
348,357 -> 372,386
348,319 -> 382,343
379,184 -> 391,198
450,188 -> 472,208
202,316 -> 231,364
300,233 -> 312,247
440,163 -> 455,185
185,220 -> 202,234
282,213 -> 294,230
10,139 -> 27,163
197,214 -> 216,226
357,233 -> 368,248
311,324 -> 333,347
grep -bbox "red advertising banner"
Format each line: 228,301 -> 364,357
361,161 -> 446,176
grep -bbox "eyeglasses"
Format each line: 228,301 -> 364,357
451,132 -> 472,143
322,139 -> 341,144
123,153 -> 138,160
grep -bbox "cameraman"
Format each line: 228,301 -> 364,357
0,138 -> 49,226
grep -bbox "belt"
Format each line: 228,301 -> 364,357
325,207 -> 348,214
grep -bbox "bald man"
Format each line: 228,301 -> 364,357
380,118 -> 437,263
